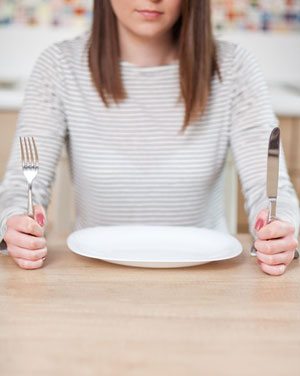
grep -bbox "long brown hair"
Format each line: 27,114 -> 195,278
88,0 -> 221,133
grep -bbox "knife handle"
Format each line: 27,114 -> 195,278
268,198 -> 277,224
250,202 -> 277,256
250,244 -> 299,259
267,199 -> 299,259
250,201 -> 299,259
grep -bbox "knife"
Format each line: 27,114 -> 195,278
250,127 -> 299,259
267,126 -> 280,223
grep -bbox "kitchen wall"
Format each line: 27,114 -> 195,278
1,1 -> 299,108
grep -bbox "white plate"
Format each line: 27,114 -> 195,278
67,225 -> 243,268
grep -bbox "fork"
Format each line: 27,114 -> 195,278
19,136 -> 39,219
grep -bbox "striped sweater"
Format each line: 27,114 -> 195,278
0,30 -> 299,249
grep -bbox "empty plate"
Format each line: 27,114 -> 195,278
67,225 -> 243,268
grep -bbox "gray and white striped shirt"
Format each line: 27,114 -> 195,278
0,30 -> 299,247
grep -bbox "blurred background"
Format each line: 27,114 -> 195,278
0,0 -> 299,236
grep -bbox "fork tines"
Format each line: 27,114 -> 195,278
19,136 -> 39,168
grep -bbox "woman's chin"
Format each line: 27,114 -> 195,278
131,26 -> 169,40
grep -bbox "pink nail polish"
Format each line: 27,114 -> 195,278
257,259 -> 262,265
42,257 -> 47,262
37,213 -> 45,227
255,219 -> 264,231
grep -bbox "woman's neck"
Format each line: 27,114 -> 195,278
118,23 -> 178,67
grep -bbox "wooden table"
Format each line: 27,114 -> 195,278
0,234 -> 299,376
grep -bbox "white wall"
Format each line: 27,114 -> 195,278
0,26 -> 83,82
1,26 -> 299,85
217,31 -> 300,85
0,26 -> 299,115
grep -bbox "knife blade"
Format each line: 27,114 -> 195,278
250,127 -> 299,259
266,127 -> 280,223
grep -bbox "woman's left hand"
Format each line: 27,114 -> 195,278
254,209 -> 298,276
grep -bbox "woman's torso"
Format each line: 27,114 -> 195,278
58,31 -> 236,232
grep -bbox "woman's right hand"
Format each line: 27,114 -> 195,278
4,205 -> 47,270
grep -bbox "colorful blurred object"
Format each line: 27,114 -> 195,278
0,0 -> 93,28
0,0 -> 299,31
213,0 -> 300,31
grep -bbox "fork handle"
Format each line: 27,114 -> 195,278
27,184 -> 34,219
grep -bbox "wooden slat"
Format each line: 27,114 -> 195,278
0,111 -> 18,179
279,116 -> 294,169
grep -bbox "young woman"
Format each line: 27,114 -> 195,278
0,0 -> 299,275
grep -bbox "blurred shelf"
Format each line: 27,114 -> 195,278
0,28 -> 299,115
1,80 -> 299,116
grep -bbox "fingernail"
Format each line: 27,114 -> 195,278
257,258 -> 262,265
255,218 -> 264,231
37,213 -> 45,227
42,257 -> 46,262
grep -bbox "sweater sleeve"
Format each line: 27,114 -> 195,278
229,44 -> 300,240
0,43 -> 68,251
